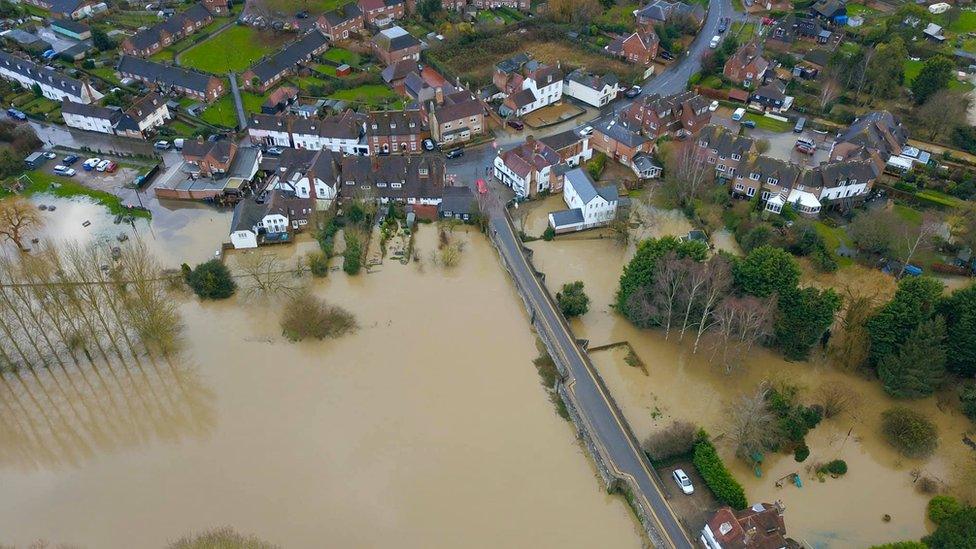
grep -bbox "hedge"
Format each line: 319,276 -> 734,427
693,431 -> 748,509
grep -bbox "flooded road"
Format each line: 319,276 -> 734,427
0,212 -> 642,548
525,207 -> 976,548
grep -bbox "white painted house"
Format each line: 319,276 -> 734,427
499,64 -> 564,117
548,168 -> 619,233
492,137 -> 562,198
563,69 -> 621,108
249,113 -> 293,147
61,101 -> 119,134
0,51 -> 102,104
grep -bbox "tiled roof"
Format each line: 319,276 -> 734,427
0,51 -> 90,98
118,55 -> 216,94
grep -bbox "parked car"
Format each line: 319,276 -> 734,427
708,100 -> 719,112
718,17 -> 730,33
793,116 -> 807,133
445,148 -> 464,159
265,146 -> 284,156
208,133 -> 225,142
95,159 -> 111,172
579,125 -> 593,137
422,138 -> 435,151
672,469 -> 694,495
731,107 -> 746,121
742,120 -> 757,129
104,161 -> 118,173
477,178 -> 488,194
53,165 -> 76,177
6,108 -> 26,120
42,151 -> 56,159
795,137 -> 816,154
507,119 -> 524,131
154,140 -> 170,150
709,35 -> 721,49
295,10 -> 308,18
624,85 -> 641,98
83,157 -> 100,171
63,154 -> 79,165
659,50 -> 675,61
173,138 -> 185,150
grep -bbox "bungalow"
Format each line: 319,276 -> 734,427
0,51 -> 102,104
371,26 -> 421,66
492,137 -> 563,198
121,4 -> 214,57
723,42 -> 769,88
317,4 -> 365,39
428,88 -> 486,146
358,0 -> 406,25
366,109 -> 428,154
242,30 -> 329,92
766,15 -> 831,51
605,30 -> 660,67
700,502 -> 796,549
22,0 -> 99,19
591,115 -> 658,178
439,185 -> 476,221
548,168 -> 619,233
118,55 -> 224,102
810,0 -> 846,24
625,90 -> 711,138
563,69 -> 621,107
1,29 -> 53,55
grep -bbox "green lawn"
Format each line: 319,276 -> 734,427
181,25 -> 281,74
328,84 -> 399,107
88,66 -> 121,85
845,3 -> 879,18
199,90 -> 267,127
949,10 -> 976,33
744,113 -> 792,132
323,48 -> 361,67
149,48 -> 176,62
111,10 -> 162,30
904,58 -> 973,91
314,64 -> 338,77
259,0 -> 350,13
595,4 -> 638,32
10,171 -> 151,218
814,221 -> 855,267
893,203 -> 923,224
732,22 -> 756,40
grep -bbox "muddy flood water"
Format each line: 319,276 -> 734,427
0,198 -> 643,548
521,197 -> 976,548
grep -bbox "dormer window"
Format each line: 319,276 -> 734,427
419,167 -> 428,175
699,140 -> 708,147
409,121 -> 415,128
750,173 -> 760,181
731,153 -> 741,161
767,177 -> 778,185
391,182 -> 402,189
371,123 -> 377,130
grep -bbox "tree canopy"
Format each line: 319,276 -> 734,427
733,245 -> 800,298
615,236 -> 707,320
878,316 -> 947,398
185,259 -> 236,300
866,276 -> 944,367
911,55 -> 953,105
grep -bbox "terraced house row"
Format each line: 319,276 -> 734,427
117,55 -> 224,101
248,109 -> 431,155
0,51 -> 102,104
121,3 -> 218,57
242,30 -> 329,92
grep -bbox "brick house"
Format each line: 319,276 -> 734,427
203,0 -> 229,15
242,30 -> 329,92
605,30 -> 659,66
625,90 -> 711,138
121,3 -> 214,57
428,88 -> 486,146
592,115 -> 660,178
182,139 -> 238,177
696,124 -> 755,181
365,109 -> 429,154
358,0 -> 406,24
701,502 -> 799,549
317,4 -> 364,40
372,26 -> 421,66
723,42 -> 769,88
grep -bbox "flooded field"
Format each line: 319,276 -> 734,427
525,205 -> 976,548
0,200 -> 643,549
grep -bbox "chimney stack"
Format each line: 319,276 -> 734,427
435,86 -> 444,106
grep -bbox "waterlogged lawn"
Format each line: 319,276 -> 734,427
10,171 -> 151,218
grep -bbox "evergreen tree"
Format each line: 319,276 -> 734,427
615,236 -> 707,319
923,505 -> 976,548
733,245 -> 800,298
557,281 -> 589,318
878,316 -> 947,398
866,276 -> 944,367
938,285 -> 976,376
911,56 -> 953,105
186,260 -> 236,300
773,287 -> 841,361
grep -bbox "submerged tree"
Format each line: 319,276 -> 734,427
878,316 -> 947,399
0,197 -> 43,252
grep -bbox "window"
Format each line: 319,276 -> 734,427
699,140 -> 708,147
731,153 -> 741,161
850,178 -> 857,184
717,164 -> 726,172
761,191 -> 770,200
750,173 -> 760,181
746,187 -> 756,197
734,183 -> 744,191
391,182 -> 402,189
419,167 -> 428,175
767,177 -> 778,185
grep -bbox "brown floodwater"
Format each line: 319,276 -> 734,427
525,215 -> 976,548
0,209 -> 644,548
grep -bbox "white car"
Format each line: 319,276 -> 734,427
42,151 -> 57,159
95,159 -> 111,172
580,126 -> 594,137
83,157 -> 101,170
709,100 -> 719,112
672,468 -> 694,495
709,35 -> 721,49
53,165 -> 76,176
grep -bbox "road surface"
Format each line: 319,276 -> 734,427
490,211 -> 694,549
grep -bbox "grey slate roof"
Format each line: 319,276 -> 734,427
117,55 -> 216,95
61,99 -> 122,121
566,68 -> 619,91
230,198 -> 268,232
247,30 -> 327,83
0,51 -> 90,98
594,115 -> 649,148
321,3 -> 362,26
565,167 -> 600,204
550,208 -> 584,227
439,185 -> 475,215
540,129 -> 583,151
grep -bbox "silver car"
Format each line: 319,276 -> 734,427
672,468 -> 694,495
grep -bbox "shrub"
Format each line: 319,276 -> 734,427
308,251 -> 329,277
928,495 -> 962,525
586,152 -> 607,180
793,444 -> 810,462
185,259 -> 236,300
168,526 -> 278,549
343,232 -> 362,275
556,280 -> 589,317
818,459 -> 848,476
642,421 -> 697,462
542,226 -> 555,241
923,505 -> 976,548
693,431 -> 748,509
881,406 -> 939,458
279,292 -> 357,341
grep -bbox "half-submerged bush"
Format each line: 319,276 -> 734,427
185,259 -> 236,300
881,406 -> 939,458
280,292 -> 357,342
642,420 -> 697,462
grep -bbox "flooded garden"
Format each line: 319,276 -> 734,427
520,196 -> 976,548
0,195 -> 643,548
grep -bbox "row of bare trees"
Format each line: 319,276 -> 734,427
0,240 -> 213,469
628,252 -> 775,373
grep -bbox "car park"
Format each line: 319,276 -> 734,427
265,147 -> 284,156
95,159 -> 111,172
672,469 -> 694,495
445,148 -> 464,159
507,119 -> 524,131
709,100 -> 719,112
53,165 -> 76,177
624,85 -> 641,98
422,138 -> 435,151
62,154 -> 79,165
154,140 -> 170,150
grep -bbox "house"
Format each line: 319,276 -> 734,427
372,26 -> 421,66
492,137 -> 563,198
317,4 -> 365,39
1,29 -> 53,54
724,42 -> 769,88
365,109 -> 428,154
202,0 -> 230,16
358,0 -> 406,25
381,59 -> 418,91
730,154 -> 800,203
229,189 -> 314,248
121,3 -> 214,57
701,502 -> 797,549
696,124 -> 755,180
51,19 -> 91,40
751,80 -> 787,110
830,110 -> 908,162
266,148 -> 342,209
548,168 -> 619,233
292,111 -> 367,154
495,58 -> 564,117
540,129 -> 593,167
923,22 -> 945,42
606,30 -> 660,66
0,51 -> 102,104
767,15 -> 831,51
182,139 -> 238,177
116,92 -> 170,138
60,101 -> 123,135
118,55 -> 224,102
261,86 -> 299,114
625,90 -> 711,138
22,0 -> 99,19
242,30 -> 329,92
635,0 -> 704,26
339,154 -> 446,209
428,88 -> 485,146
591,115 -> 658,178
563,69 -> 621,107
810,0 -> 846,24
248,113 -> 294,147
806,159 -> 879,210
439,185 -> 476,220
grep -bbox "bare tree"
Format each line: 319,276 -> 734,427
897,212 -> 942,278
915,90 -> 973,142
659,143 -> 713,209
0,197 -> 43,251
815,381 -> 861,419
819,76 -> 841,112
651,251 -> 687,338
827,289 -> 875,371
709,295 -> 775,373
237,253 -> 302,297
692,256 -> 732,353
727,383 -> 776,461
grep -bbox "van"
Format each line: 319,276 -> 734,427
793,117 -> 806,133
173,138 -> 185,150
709,35 -> 721,48
731,107 -> 746,121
